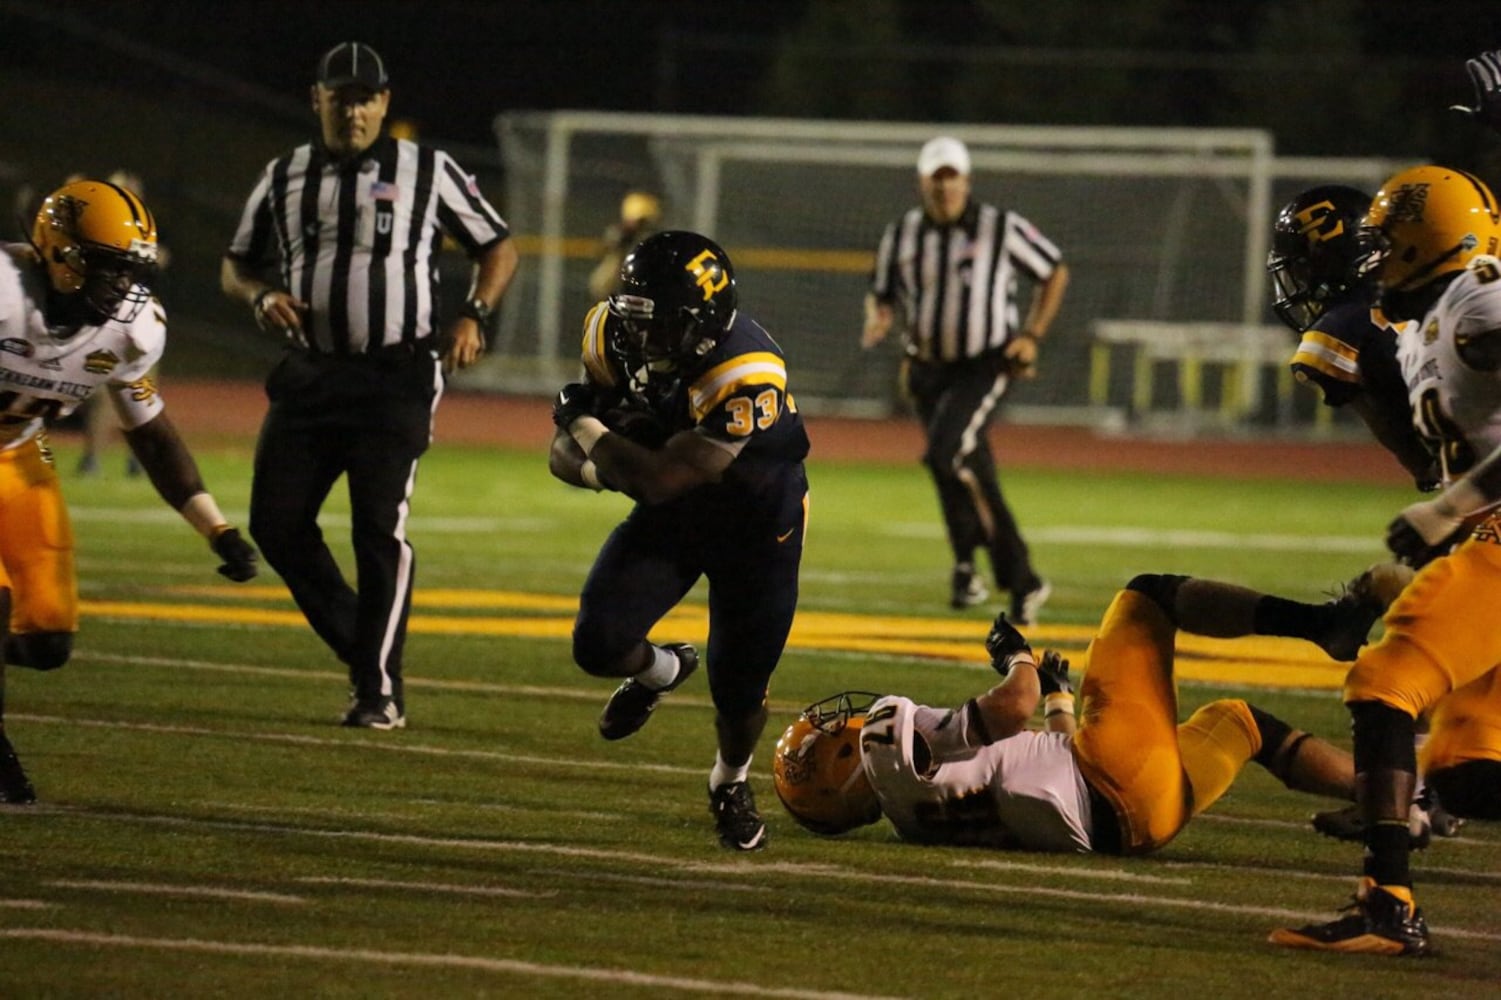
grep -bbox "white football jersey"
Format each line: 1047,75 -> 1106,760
859,695 -> 1093,852
0,247 -> 165,452
1396,258 -> 1501,483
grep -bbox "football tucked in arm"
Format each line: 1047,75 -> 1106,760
599,403 -> 673,448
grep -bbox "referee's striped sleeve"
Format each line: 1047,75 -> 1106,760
225,161 -> 277,264
433,150 -> 508,256
1004,211 -> 1062,280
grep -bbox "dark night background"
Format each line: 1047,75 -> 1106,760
8,0 -> 1501,156
4,0 -> 1501,382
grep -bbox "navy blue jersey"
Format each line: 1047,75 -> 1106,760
580,305 -> 809,508
1289,297 -> 1407,411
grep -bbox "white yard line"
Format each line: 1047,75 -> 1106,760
0,929 -> 897,1000
25,805 -> 1501,945
45,880 -> 305,905
67,504 -> 1379,553
12,713 -> 704,777
296,876 -> 554,899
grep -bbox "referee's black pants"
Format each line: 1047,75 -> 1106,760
249,346 -> 441,708
907,354 -> 1039,595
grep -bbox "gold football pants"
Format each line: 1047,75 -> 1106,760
1346,529 -> 1501,771
1073,590 -> 1262,854
0,439 -> 78,635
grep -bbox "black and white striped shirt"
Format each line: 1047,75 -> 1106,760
226,135 -> 508,354
870,201 -> 1062,363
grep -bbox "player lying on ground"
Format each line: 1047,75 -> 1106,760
774,571 -> 1411,853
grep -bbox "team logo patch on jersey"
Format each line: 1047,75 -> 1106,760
1472,512 -> 1501,546
0,338 -> 32,357
84,349 -> 120,375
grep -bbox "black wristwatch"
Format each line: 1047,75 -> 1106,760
460,297 -> 492,323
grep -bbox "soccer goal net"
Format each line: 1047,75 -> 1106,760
486,110 -> 1404,428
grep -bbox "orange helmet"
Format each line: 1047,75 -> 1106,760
1357,165 -> 1501,316
31,179 -> 159,324
772,692 -> 883,836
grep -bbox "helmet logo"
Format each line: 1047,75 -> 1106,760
685,249 -> 728,302
1295,199 -> 1345,244
1388,183 -> 1430,224
50,194 -> 86,233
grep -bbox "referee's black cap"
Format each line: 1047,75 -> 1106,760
317,41 -> 389,90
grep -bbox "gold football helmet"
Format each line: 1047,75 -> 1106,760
31,179 -> 159,324
772,691 -> 883,836
1357,165 -> 1501,315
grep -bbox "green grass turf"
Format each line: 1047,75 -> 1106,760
3,442 -> 1497,997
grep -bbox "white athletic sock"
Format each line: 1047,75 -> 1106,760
709,751 -> 750,791
634,644 -> 681,691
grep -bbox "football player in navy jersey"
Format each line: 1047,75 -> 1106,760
1269,187 -> 1478,846
550,231 -> 810,851
1269,184 -> 1438,490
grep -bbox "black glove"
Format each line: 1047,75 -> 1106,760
1036,650 -> 1073,697
1452,50 -> 1501,134
552,381 -> 598,429
984,612 -> 1032,677
211,527 -> 258,582
1385,514 -> 1470,569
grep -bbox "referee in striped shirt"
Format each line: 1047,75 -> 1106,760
221,41 -> 518,729
863,136 -> 1068,622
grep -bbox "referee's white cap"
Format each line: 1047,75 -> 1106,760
917,136 -> 970,177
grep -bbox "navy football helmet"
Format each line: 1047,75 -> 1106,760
606,230 -> 737,398
1267,185 -> 1371,332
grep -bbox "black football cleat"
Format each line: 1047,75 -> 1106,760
598,643 -> 698,741
1313,572 -> 1389,662
1416,785 -> 1465,838
1269,880 -> 1432,957
0,733 -> 37,805
1310,802 -> 1432,850
709,780 -> 767,851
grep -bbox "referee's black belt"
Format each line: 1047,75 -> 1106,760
294,340 -> 434,361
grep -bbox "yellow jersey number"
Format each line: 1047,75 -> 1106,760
724,388 -> 781,437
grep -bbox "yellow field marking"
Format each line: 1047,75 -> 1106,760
88,592 -> 1350,691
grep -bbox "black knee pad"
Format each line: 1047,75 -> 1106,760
6,632 -> 74,671
1349,700 -> 1417,774
1246,704 -> 1297,769
1426,761 -> 1501,820
1125,573 -> 1189,622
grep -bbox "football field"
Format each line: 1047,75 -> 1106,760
3,440 -> 1499,997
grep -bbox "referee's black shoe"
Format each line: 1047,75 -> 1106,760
951,564 -> 989,609
598,643 -> 698,741
0,732 -> 36,804
341,695 -> 406,730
